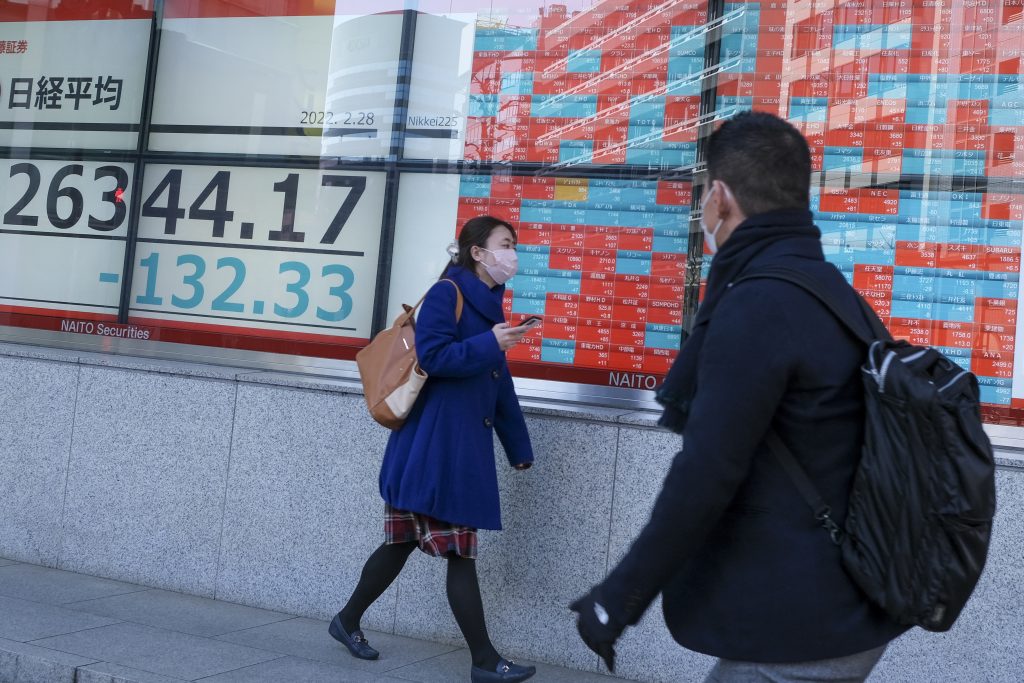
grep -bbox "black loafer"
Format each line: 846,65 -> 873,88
470,658 -> 536,682
328,613 -> 379,660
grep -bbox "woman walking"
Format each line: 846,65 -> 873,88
331,216 -> 537,683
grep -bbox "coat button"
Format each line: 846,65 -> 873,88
483,417 -> 493,428
491,369 -> 500,380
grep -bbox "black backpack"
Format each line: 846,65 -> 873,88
736,266 -> 997,632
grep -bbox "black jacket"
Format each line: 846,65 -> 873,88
601,209 -> 909,662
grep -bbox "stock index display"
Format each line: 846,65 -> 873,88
457,0 -> 1024,417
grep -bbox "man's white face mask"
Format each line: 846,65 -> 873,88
700,184 -> 725,255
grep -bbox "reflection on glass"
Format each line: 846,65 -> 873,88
405,13 -> 478,160
724,0 -> 1023,180
412,0 -> 708,167
149,1 -> 405,157
715,0 -> 1024,417
0,2 -> 152,149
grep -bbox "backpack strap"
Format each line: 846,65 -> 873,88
400,279 -> 464,326
765,431 -> 845,545
440,278 -> 464,322
732,266 -> 892,345
730,266 -> 888,546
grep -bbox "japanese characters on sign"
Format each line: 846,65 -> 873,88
0,40 -> 28,54
4,76 -> 123,111
0,16 -> 149,149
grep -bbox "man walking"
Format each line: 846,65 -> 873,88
571,111 -> 908,681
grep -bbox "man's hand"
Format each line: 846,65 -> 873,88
569,587 -> 623,672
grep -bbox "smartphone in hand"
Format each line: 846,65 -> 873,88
519,315 -> 542,329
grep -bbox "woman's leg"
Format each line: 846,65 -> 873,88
338,541 -> 417,633
446,555 -> 501,670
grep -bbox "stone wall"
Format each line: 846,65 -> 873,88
1,342 -> 1021,681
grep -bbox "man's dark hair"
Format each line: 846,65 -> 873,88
706,111 -> 812,216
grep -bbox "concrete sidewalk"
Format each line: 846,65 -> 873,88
0,558 -> 621,683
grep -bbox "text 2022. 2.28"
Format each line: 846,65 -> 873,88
299,111 -> 376,126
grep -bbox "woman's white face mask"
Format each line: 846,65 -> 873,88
700,183 -> 726,254
477,247 -> 519,285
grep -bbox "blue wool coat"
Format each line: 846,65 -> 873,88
378,265 -> 534,530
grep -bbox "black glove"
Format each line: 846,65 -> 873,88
569,586 -> 624,673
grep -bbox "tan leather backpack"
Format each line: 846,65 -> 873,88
356,279 -> 463,429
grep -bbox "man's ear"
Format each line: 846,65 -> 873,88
716,182 -> 737,218
705,180 -> 724,219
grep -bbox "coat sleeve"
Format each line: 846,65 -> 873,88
415,281 -> 505,378
599,282 -> 796,625
495,368 -> 534,467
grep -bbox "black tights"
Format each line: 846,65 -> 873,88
338,541 -> 415,634
339,542 -> 501,670
445,553 -> 501,670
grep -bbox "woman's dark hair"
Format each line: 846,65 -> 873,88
440,215 -> 517,279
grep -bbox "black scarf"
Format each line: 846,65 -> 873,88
656,209 -> 822,433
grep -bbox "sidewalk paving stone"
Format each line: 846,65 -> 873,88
0,561 -> 640,682
386,649 -> 619,683
0,594 -> 121,642
77,661 -> 191,683
214,616 -> 460,672
30,622 -> 281,680
0,563 -> 145,605
0,636 -> 98,683
67,588 -> 294,638
194,655 -> 410,682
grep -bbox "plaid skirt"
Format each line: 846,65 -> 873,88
384,504 -> 478,559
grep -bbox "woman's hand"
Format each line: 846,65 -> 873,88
492,322 -> 527,351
